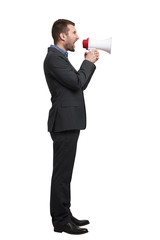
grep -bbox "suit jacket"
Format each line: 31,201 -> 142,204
43,47 -> 96,132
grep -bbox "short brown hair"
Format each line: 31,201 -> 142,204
51,19 -> 75,44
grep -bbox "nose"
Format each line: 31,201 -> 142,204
76,34 -> 79,40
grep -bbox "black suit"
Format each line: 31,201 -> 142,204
44,47 -> 96,227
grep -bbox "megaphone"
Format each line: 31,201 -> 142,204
83,37 -> 112,54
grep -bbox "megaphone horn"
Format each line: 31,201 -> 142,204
83,37 -> 112,54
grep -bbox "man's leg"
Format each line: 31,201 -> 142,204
50,130 -> 80,227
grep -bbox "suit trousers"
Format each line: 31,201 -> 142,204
50,130 -> 80,227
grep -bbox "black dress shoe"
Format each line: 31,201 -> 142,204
54,222 -> 88,234
71,215 -> 90,226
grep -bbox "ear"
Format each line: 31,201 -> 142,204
59,32 -> 66,42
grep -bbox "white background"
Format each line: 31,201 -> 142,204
0,0 -> 160,239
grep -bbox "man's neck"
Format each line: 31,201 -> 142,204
51,45 -> 68,59
55,43 -> 67,52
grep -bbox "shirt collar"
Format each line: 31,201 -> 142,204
50,45 -> 68,58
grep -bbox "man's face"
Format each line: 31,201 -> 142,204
64,24 -> 79,52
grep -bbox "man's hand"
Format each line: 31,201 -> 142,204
85,50 -> 99,63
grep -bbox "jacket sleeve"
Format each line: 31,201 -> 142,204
45,54 -> 96,91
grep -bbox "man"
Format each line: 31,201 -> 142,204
43,19 -> 99,234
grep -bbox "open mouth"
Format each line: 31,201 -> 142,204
73,42 -> 76,49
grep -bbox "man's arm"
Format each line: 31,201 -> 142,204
45,50 -> 99,91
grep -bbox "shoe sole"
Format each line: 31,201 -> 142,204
54,229 -> 88,234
